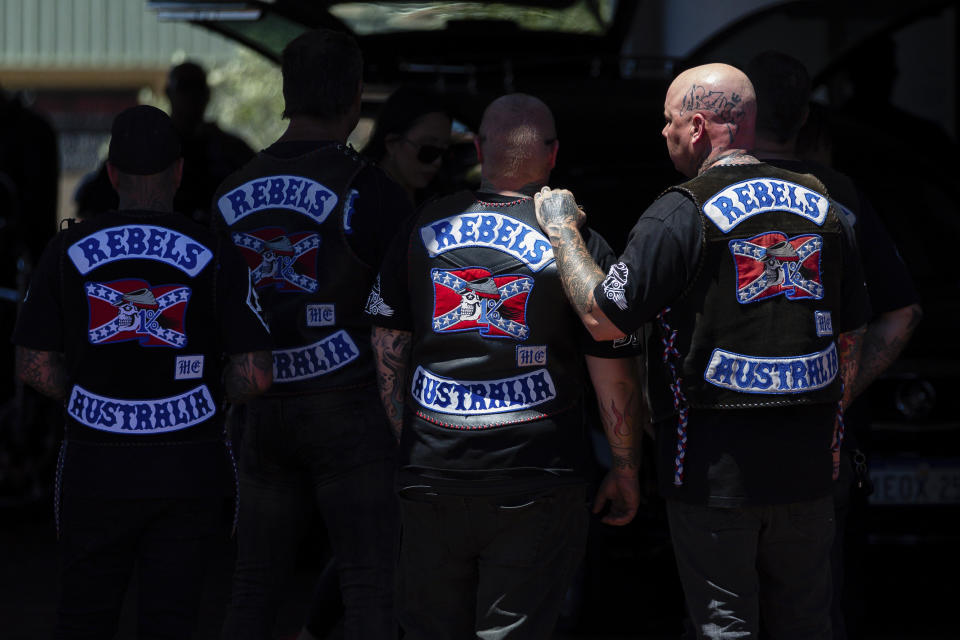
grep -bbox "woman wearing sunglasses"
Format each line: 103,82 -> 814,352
362,86 -> 452,204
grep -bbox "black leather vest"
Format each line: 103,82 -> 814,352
213,145 -> 372,394
646,164 -> 845,421
59,211 -> 225,444
402,192 -> 591,476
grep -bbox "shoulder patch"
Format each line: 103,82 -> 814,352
217,175 -> 338,226
703,178 -> 829,233
420,212 -> 554,272
67,226 -> 213,276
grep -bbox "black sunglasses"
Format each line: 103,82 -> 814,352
404,138 -> 447,164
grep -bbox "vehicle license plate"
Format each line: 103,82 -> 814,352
868,459 -> 960,505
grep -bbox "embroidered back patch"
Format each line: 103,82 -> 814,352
68,383 -> 216,434
431,267 -> 532,341
703,343 -> 838,394
703,178 -> 829,233
410,365 -> 557,415
730,231 -> 823,303
420,212 -> 554,272
232,227 -> 321,293
218,175 -> 338,225
68,225 -> 213,276
86,279 -> 190,348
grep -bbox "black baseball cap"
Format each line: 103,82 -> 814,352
107,105 -> 181,175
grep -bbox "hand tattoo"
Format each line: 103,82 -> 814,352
536,190 -> 582,234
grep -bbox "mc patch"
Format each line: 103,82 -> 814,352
232,227 -> 321,293
729,231 -> 823,304
174,355 -> 204,380
306,303 -> 336,327
86,279 -> 190,348
516,345 -> 547,367
431,267 -> 532,341
814,311 -> 833,337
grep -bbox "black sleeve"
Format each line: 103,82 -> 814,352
216,241 -> 273,355
12,233 -> 65,351
592,192 -> 702,334
346,166 -> 416,269
837,206 -> 872,333
579,227 -> 643,358
365,214 -> 416,331
851,189 -> 919,314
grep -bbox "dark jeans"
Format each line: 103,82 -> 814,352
397,484 -> 589,640
222,387 -> 398,640
667,497 -> 834,640
55,495 -> 224,640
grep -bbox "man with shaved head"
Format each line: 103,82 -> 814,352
367,93 -> 642,639
536,63 -> 871,638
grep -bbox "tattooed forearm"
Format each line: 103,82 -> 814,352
589,356 -> 641,475
15,346 -> 68,404
850,304 -> 922,401
372,327 -> 412,439
837,325 -> 866,410
224,350 -> 273,403
555,226 -> 604,315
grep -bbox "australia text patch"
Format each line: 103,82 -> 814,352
68,384 -> 216,434
272,330 -> 359,383
703,343 -> 838,394
411,365 -> 556,416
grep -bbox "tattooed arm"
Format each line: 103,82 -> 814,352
534,187 -> 626,341
15,346 -> 68,404
224,350 -> 273,403
585,354 -> 641,526
850,304 -> 922,401
837,325 -> 866,412
372,326 -> 412,440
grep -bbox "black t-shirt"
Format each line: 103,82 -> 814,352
593,190 -> 871,506
12,211 -> 272,498
261,140 -> 414,269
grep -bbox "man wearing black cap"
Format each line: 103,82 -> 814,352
212,29 -> 412,640
12,104 -> 274,639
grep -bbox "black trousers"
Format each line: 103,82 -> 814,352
54,495 -> 224,640
397,483 -> 589,640
221,387 -> 398,640
667,497 -> 835,640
